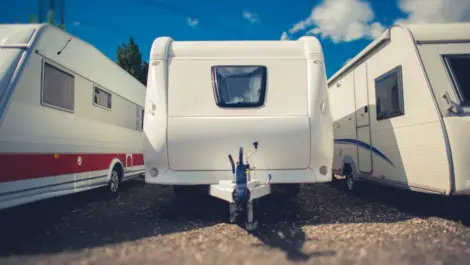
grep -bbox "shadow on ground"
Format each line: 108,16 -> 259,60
245,195 -> 337,262
329,179 -> 470,226
0,179 -> 226,257
1,178 -> 469,260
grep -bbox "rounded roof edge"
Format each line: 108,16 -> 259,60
150,36 -> 174,61
298,35 -> 323,58
395,22 -> 470,42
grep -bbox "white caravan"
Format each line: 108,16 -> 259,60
143,36 -> 333,229
144,36 -> 333,191
328,23 -> 470,196
0,24 -> 146,210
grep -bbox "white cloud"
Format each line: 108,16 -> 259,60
395,0 -> 470,24
242,11 -> 259,24
187,17 -> 199,28
72,21 -> 80,27
286,0 -> 385,43
280,31 -> 289,40
288,20 -> 310,34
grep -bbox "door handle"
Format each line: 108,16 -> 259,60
364,106 -> 368,113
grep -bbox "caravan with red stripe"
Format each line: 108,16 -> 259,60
0,24 -> 146,210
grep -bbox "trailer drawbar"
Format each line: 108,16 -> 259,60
208,141 -> 271,231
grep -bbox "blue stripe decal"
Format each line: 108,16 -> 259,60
334,138 -> 396,167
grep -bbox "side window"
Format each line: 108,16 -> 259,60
442,54 -> 470,105
375,66 -> 404,120
136,106 -> 144,131
141,108 -> 144,130
93,86 -> 112,109
42,62 -> 75,112
212,65 -> 267,108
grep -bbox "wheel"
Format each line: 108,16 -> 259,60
345,171 -> 355,191
108,168 -> 121,194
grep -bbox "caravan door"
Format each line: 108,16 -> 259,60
354,63 -> 372,173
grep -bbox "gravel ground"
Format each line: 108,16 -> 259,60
0,178 -> 469,265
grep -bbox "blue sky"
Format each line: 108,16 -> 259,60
1,0 -> 468,78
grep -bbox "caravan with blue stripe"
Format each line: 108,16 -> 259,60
334,138 -> 395,168
326,23 -> 470,197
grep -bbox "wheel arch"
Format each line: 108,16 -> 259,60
341,155 -> 358,176
106,158 -> 125,182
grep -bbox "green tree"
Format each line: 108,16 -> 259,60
29,0 -> 65,30
28,10 -> 65,30
116,37 -> 149,86
29,15 -> 37,23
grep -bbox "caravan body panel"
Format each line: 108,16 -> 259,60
144,37 -> 333,185
328,23 -> 470,195
0,24 -> 146,210
413,23 -> 470,195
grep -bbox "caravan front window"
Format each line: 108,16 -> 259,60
375,66 -> 404,121
212,65 -> 267,108
442,54 -> 470,105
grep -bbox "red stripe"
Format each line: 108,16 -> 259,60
0,153 -> 144,183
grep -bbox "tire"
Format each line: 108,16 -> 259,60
107,168 -> 121,195
345,171 -> 356,192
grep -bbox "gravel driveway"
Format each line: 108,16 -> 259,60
0,178 -> 469,265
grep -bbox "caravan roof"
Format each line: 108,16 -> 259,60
327,23 -> 470,86
149,36 -> 324,60
0,23 -> 145,106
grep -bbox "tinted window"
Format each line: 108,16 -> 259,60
93,86 -> 112,109
140,107 -> 144,130
443,54 -> 470,105
212,66 -> 267,108
375,66 -> 404,120
42,62 -> 74,112
136,106 -> 144,131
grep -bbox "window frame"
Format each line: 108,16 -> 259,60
441,53 -> 470,106
136,105 -> 144,131
211,65 -> 268,108
141,107 -> 144,130
41,60 -> 75,113
375,65 -> 405,121
92,85 -> 113,111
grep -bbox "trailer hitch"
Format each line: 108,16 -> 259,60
228,141 -> 260,231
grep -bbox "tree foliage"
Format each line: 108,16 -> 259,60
116,37 -> 149,86
29,8 -> 65,30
